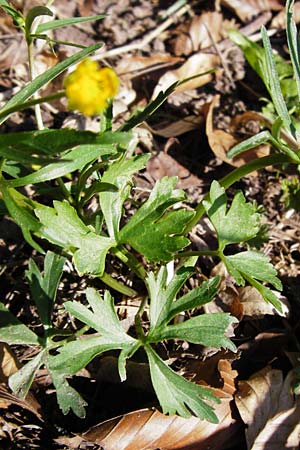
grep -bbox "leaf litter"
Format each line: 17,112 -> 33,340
0,0 -> 300,449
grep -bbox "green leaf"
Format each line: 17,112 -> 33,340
0,129 -> 131,158
64,288 -> 136,344
8,144 -> 117,187
0,181 -> 43,252
26,252 -> 65,328
145,345 -> 219,421
100,154 -> 150,239
35,201 -> 115,276
203,180 -> 260,249
0,43 -> 102,125
286,0 -> 300,103
146,266 -> 195,328
0,302 -> 40,345
9,350 -> 46,398
49,367 -> 87,418
165,276 -> 221,323
225,250 -> 282,310
148,313 -> 237,352
261,26 -> 295,137
119,177 -> 194,262
36,14 -> 106,33
25,6 -> 53,40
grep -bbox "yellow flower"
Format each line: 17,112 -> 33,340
64,59 -> 119,116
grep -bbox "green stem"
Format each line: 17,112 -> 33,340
112,245 -> 147,280
0,91 -> 65,122
100,271 -> 137,297
184,153 -> 290,233
176,249 -> 219,258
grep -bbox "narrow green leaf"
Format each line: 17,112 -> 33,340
0,302 -> 40,345
100,154 -> 150,239
261,26 -> 295,137
8,144 -> 117,187
203,180 -> 260,248
119,177 -> 194,262
149,313 -> 237,352
286,0 -> 300,103
0,43 -> 102,124
36,14 -> 106,33
9,350 -> 46,398
25,6 -> 53,39
145,345 -> 219,421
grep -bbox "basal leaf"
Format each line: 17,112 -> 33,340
0,302 -> 40,345
26,252 -> 65,328
0,181 -> 43,252
100,154 -> 150,239
35,201 -> 115,276
203,180 -> 260,249
225,250 -> 283,310
145,345 -> 219,421
119,177 -> 194,261
9,350 -> 46,399
148,313 -> 237,352
146,266 -> 195,329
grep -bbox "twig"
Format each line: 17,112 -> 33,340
93,4 -> 191,61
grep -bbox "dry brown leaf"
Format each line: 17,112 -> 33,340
220,0 -> 283,22
146,115 -> 203,138
116,53 -> 182,78
206,95 -> 270,171
152,53 -> 219,98
271,1 -> 300,28
235,368 -> 300,449
66,401 -> 239,450
174,11 -> 236,56
239,286 -> 290,318
0,343 -> 21,383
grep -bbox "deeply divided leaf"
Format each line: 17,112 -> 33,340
145,345 -> 219,421
119,177 -> 194,261
203,180 -> 260,248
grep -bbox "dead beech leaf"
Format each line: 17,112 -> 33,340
0,383 -> 42,419
220,0 -> 283,22
152,53 -> 219,98
206,95 -> 270,170
235,368 -> 300,449
0,343 -> 21,383
116,53 -> 182,79
74,401 -> 239,450
174,11 -> 236,56
239,286 -> 290,318
146,115 -> 203,138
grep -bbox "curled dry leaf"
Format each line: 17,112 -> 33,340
174,11 -> 236,56
220,0 -> 283,22
206,95 -> 270,171
152,53 -> 219,98
0,343 -> 21,383
65,401 -> 239,450
239,286 -> 290,318
235,367 -> 300,449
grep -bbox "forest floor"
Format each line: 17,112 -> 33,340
0,0 -> 300,449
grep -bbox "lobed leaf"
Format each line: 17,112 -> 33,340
35,201 -> 115,276
148,313 -> 237,352
119,177 -> 194,262
0,302 -> 40,345
100,154 -> 150,239
203,180 -> 260,249
145,345 -> 219,421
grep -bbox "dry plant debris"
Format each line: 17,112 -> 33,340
0,1 -> 300,450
